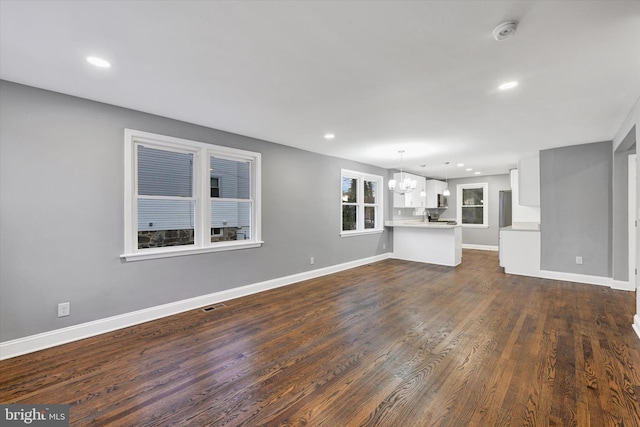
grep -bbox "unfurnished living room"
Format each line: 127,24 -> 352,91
1,1 -> 639,426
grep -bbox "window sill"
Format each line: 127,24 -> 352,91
461,224 -> 489,229
121,241 -> 264,262
340,229 -> 384,237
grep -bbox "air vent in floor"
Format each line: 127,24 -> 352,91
202,303 -> 226,312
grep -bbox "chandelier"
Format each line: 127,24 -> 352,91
388,150 -> 416,194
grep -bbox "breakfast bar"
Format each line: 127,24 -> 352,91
385,221 -> 462,267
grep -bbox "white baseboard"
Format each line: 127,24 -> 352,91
462,244 -> 499,251
634,315 -> 640,341
611,280 -> 635,292
539,270 -> 612,287
510,270 -> 633,292
0,253 -> 391,360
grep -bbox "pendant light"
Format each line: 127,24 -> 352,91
442,162 -> 451,196
388,150 -> 417,194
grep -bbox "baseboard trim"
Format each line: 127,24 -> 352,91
0,253 -> 391,360
539,270 -> 612,287
611,280 -> 634,292
462,244 -> 499,251
634,315 -> 640,341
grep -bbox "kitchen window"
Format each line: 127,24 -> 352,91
122,129 -> 262,261
341,169 -> 383,236
457,182 -> 488,227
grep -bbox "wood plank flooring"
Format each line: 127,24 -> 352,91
1,250 -> 640,426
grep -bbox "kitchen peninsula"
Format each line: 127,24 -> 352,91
385,221 -> 462,266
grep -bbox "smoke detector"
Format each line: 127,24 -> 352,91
493,21 -> 519,41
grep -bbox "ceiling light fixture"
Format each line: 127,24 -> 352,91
475,171 -> 482,175
498,81 -> 519,91
466,168 -> 473,172
324,133 -> 335,140
86,56 -> 111,68
492,20 -> 519,41
457,163 -> 464,167
442,162 -> 451,196
388,150 -> 416,195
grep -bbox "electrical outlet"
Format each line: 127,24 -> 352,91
576,256 -> 583,265
310,256 -> 315,265
58,302 -> 70,317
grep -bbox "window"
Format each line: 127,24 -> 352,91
341,169 -> 383,236
210,177 -> 220,198
123,129 -> 262,261
456,182 -> 488,227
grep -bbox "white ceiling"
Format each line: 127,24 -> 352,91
1,1 -> 639,179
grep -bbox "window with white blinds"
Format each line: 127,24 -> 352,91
122,129 -> 262,261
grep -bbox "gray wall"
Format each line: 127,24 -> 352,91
540,141 -> 612,277
440,174 -> 511,248
613,138 -> 636,282
0,81 -> 390,341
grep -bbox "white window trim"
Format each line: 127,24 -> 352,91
122,129 -> 262,261
456,182 -> 489,228
340,169 -> 384,237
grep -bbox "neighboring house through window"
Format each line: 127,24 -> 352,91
341,169 -> 384,236
456,182 -> 488,227
122,129 -> 262,261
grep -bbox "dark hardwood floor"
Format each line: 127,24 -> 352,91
1,250 -> 639,426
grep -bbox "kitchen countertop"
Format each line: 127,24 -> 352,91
501,222 -> 540,231
384,220 -> 460,229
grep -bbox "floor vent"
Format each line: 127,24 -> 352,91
202,303 -> 226,312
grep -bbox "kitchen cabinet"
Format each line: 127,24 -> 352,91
392,172 -> 426,208
499,227 -> 540,277
518,157 -> 540,206
425,179 -> 448,208
385,221 -> 462,266
510,169 -> 541,223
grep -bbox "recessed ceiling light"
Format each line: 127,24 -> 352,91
86,56 -> 111,68
498,81 -> 518,91
457,163 -> 464,167
324,133 -> 335,140
474,171 -> 482,175
466,168 -> 473,172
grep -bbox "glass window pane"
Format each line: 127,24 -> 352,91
137,199 -> 195,248
364,206 -> 376,229
210,177 -> 220,198
462,207 -> 484,224
210,157 -> 251,199
138,146 -> 193,197
211,200 -> 252,242
342,205 -> 357,231
364,180 -> 377,204
342,177 -> 357,203
462,188 -> 483,206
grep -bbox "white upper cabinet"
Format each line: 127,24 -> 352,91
518,157 -> 540,206
414,175 -> 427,207
392,172 -> 426,207
425,179 -> 448,208
510,169 -> 541,223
